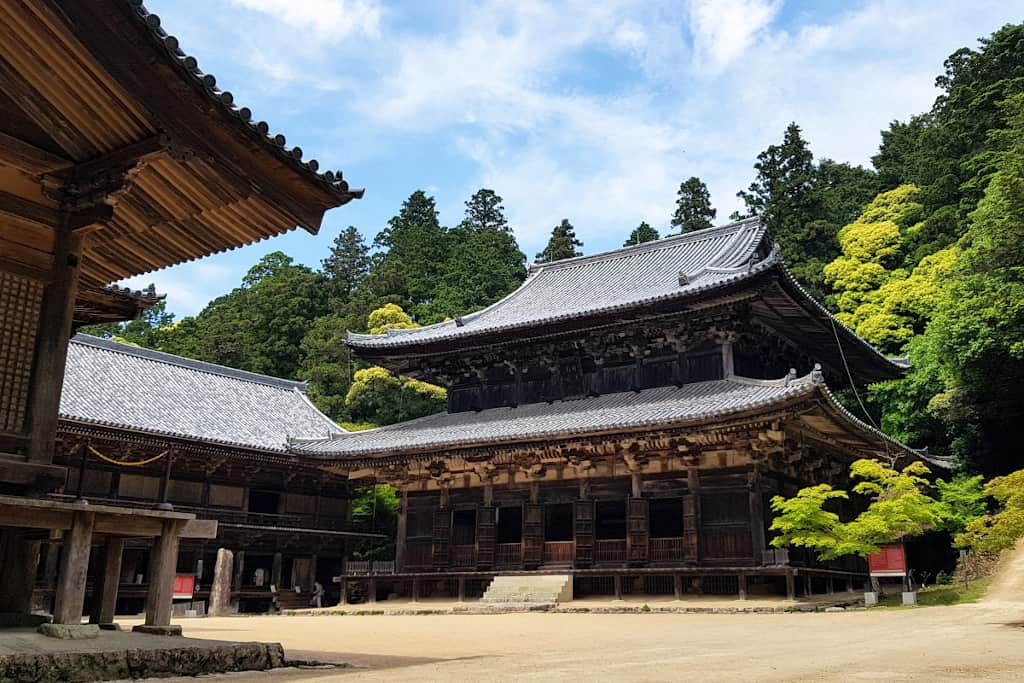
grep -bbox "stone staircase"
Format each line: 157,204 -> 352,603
481,575 -> 572,606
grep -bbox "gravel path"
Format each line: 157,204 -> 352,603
139,599 -> 1024,682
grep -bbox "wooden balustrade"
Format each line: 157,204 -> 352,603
495,543 -> 522,567
543,541 -> 575,564
405,540 -> 433,570
450,544 -> 476,569
595,539 -> 627,564
649,537 -> 686,562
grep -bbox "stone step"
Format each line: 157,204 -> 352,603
481,575 -> 572,605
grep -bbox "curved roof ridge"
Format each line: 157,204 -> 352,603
526,216 -> 763,274
71,334 -> 308,392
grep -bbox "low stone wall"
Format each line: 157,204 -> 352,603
0,641 -> 284,682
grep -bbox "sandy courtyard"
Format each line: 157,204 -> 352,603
130,600 -> 1024,682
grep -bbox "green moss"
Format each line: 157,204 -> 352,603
339,421 -> 377,432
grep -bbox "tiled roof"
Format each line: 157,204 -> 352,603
293,374 -> 822,458
60,335 -> 345,451
348,218 -> 771,350
128,2 -> 363,201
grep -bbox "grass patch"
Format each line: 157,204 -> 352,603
876,577 -> 991,608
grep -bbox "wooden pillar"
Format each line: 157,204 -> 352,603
91,537 -> 124,626
156,451 -> 174,510
0,530 -> 41,614
457,577 -> 466,602
27,225 -> 83,465
338,579 -> 347,606
395,490 -> 408,572
483,483 -> 494,507
846,577 -> 854,593
691,576 -> 704,596
232,550 -> 246,592
827,577 -> 834,596
721,339 -> 734,377
271,552 -> 282,589
368,578 -> 377,604
613,575 -> 622,601
410,577 -> 420,602
786,573 -> 796,600
142,519 -> 183,627
630,472 -> 642,498
749,466 -> 766,565
53,510 -> 94,624
208,548 -> 233,616
672,574 -> 683,600
73,442 -> 89,501
683,467 -> 701,564
804,575 -> 813,598
737,574 -> 747,601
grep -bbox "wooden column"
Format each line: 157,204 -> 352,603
53,510 -> 94,624
749,467 -> 766,565
477,504 -> 496,569
737,574 -> 747,601
141,519 -> 183,628
613,575 -> 622,600
91,537 -> 124,626
395,490 -> 408,571
804,575 -> 813,598
411,577 -> 420,602
271,552 -> 283,589
673,574 -> 683,600
232,550 -> 246,592
338,579 -> 347,606
431,507 -> 451,570
208,548 -> 233,616
522,502 -> 543,569
786,573 -> 796,600
367,578 -> 377,603
0,530 -> 41,614
156,451 -> 174,510
827,577 -> 834,595
683,466 -> 701,564
457,577 -> 466,602
573,500 -> 594,568
627,497 -> 649,566
27,224 -> 83,465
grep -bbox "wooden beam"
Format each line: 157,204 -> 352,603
0,54 -> 92,158
0,131 -> 72,174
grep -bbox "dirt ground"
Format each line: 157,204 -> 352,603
134,598 -> 1024,683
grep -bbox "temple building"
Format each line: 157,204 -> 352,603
43,334 -> 381,616
301,219 -> 942,602
0,0 -> 360,632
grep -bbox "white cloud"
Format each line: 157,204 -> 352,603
228,0 -> 382,43
688,0 -> 781,74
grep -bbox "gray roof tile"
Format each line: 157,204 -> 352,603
61,335 -> 344,451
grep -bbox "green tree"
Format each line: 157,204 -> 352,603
535,219 -> 583,264
321,226 -> 371,303
736,122 -> 833,296
623,222 -> 660,246
934,474 -> 987,534
367,303 -> 418,335
769,459 -> 938,561
671,177 -> 716,233
299,313 -> 357,419
431,189 -> 526,318
955,469 -> 1024,553
344,366 -> 446,425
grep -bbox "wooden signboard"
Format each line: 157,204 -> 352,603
868,543 -> 907,577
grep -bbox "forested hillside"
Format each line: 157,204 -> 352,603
85,24 -> 1024,475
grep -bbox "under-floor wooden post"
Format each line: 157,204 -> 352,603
368,578 -> 377,604
827,577 -> 834,595
786,573 -> 796,600
232,550 -> 246,592
613,575 -> 622,600
458,577 -> 466,602
738,574 -> 747,601
846,577 -> 854,593
804,576 -> 813,597
0,530 -> 41,614
395,490 -> 408,572
673,574 -> 683,600
691,576 -> 703,596
53,510 -> 95,624
142,519 -> 183,627
339,580 -> 347,606
411,577 -> 420,602
91,537 -> 123,625
271,552 -> 282,589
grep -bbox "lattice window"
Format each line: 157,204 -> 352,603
0,272 -> 43,436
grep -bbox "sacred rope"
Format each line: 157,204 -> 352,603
88,445 -> 169,467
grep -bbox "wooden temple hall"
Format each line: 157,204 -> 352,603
299,219 -> 941,602
0,0 -> 362,633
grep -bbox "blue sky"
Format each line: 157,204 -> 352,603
136,0 -> 1024,317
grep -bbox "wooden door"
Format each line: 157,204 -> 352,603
574,500 -> 594,568
627,498 -> 649,565
477,505 -> 496,569
431,509 -> 451,569
682,494 -> 699,562
523,503 -> 543,569
292,558 -> 313,591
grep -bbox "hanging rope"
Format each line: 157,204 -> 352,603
88,445 -> 169,467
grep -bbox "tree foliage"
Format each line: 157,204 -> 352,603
535,219 -> 583,264
955,469 -> 1024,553
769,459 -> 938,560
671,177 -> 716,233
623,222 -> 660,246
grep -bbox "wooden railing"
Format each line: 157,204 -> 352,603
450,544 -> 476,569
649,537 -> 686,562
762,548 -> 790,566
495,543 -> 522,567
543,541 -> 575,564
595,539 -> 627,564
342,560 -> 395,575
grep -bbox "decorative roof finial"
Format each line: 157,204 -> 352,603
811,363 -> 825,384
677,271 -> 689,286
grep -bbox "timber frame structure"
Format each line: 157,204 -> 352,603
0,0 -> 360,632
300,219 -> 945,602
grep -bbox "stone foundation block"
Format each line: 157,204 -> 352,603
131,624 -> 183,636
37,623 -> 100,639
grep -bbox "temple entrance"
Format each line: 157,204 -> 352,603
595,501 -> 627,564
649,498 -> 684,537
451,508 -> 478,568
544,504 -> 574,541
248,490 -> 280,516
496,506 -> 523,567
